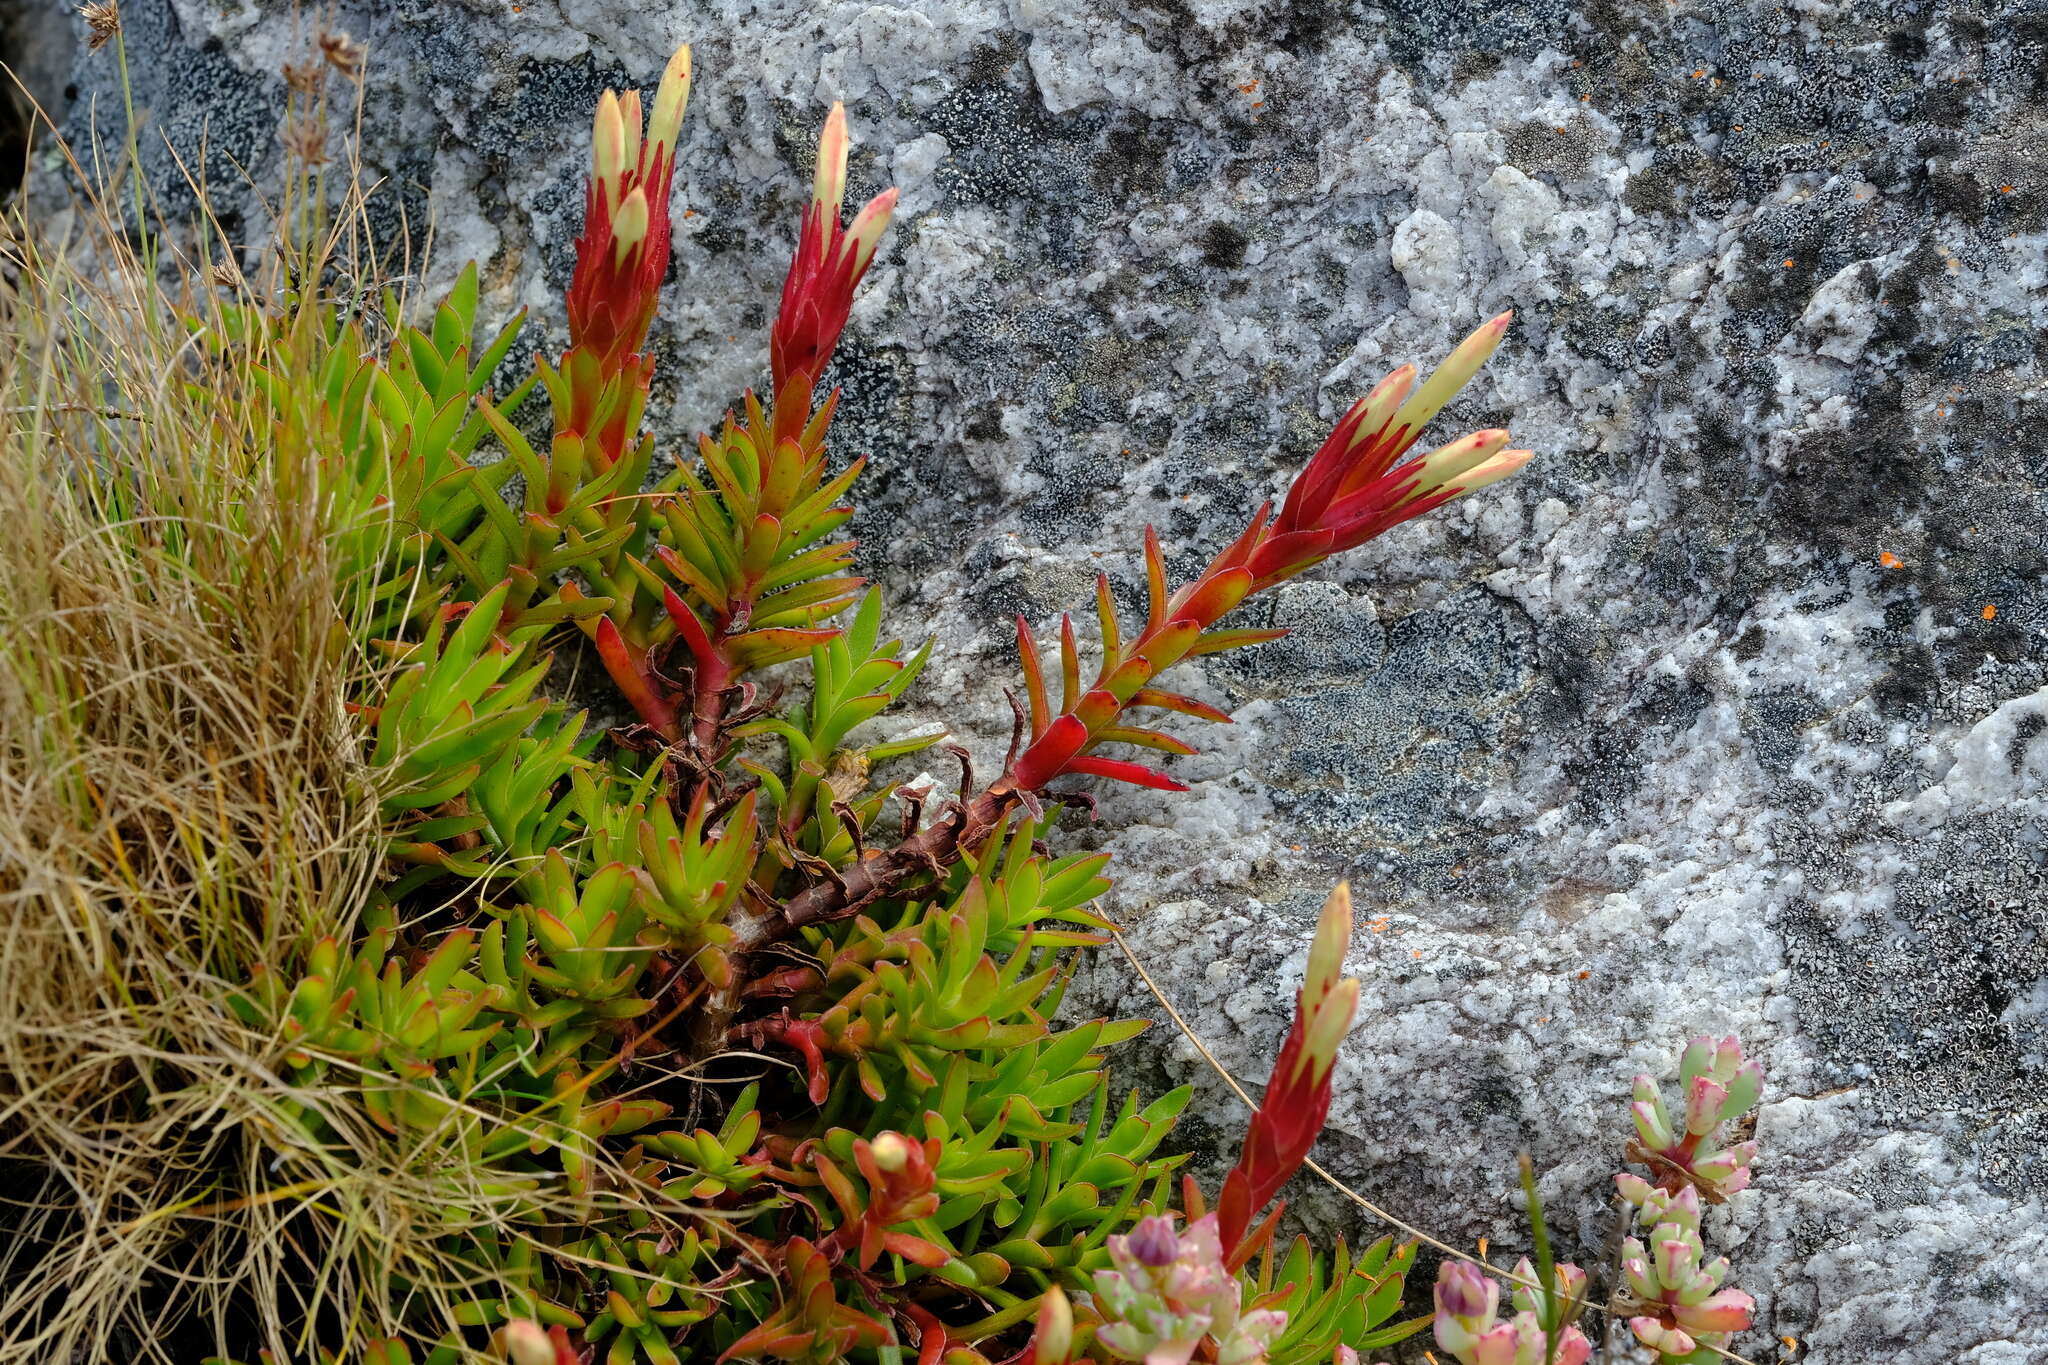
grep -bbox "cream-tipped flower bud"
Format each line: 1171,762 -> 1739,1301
1303,882 -> 1353,1008
648,42 -> 692,159
612,188 -> 650,264
617,88 -> 643,180
870,1131 -> 910,1173
843,187 -> 900,272
813,103 -> 850,226
1388,310 -> 1512,442
495,1320 -> 556,1365
592,89 -> 628,204
1404,428 -> 1512,499
1342,365 -> 1416,453
1297,978 -> 1358,1086
1449,448 -> 1535,494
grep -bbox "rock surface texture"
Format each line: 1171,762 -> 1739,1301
51,0 -> 2048,1360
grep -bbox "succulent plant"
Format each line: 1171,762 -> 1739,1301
1429,1261 -> 1591,1365
175,32 -> 1578,1365
1612,1038 -> 1765,1362
1624,1034 -> 1764,1205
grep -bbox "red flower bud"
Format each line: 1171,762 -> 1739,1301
567,45 -> 691,378
769,104 -> 899,397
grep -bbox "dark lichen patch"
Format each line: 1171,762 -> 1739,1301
1374,0 -> 1584,75
1780,805 -> 2048,1195
1252,587 -> 1537,855
471,55 -> 630,166
1200,220 -> 1249,269
1742,688 -> 1825,777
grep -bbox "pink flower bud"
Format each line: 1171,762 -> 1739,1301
1126,1215 -> 1180,1267
1435,1259 -> 1499,1322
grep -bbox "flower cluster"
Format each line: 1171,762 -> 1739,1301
1614,1036 -> 1764,1360
1092,1216 -> 1288,1365
565,44 -> 692,463
1431,1261 -> 1591,1365
770,104 -> 899,401
1626,1034 -> 1763,1204
1615,1186 -> 1756,1359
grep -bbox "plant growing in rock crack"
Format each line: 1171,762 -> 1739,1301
0,29 -> 1757,1365
1609,1038 -> 1764,1364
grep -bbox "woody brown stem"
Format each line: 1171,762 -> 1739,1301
685,780 -> 1024,1064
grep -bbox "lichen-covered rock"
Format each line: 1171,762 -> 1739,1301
48,0 -> 2048,1358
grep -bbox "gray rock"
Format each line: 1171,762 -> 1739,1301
42,0 -> 2048,1359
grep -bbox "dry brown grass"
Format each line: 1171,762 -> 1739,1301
0,44 -> 662,1351
0,101 -> 441,1355
0,214 -> 353,1359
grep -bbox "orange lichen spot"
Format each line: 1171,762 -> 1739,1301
1982,604 -> 1998,620
1577,969 -> 1592,979
1537,1015 -> 1550,1023
1251,101 -> 1265,109
1880,551 -> 1903,568
1555,126 -> 1568,133
1369,917 -> 1390,933
682,208 -> 697,218
1412,949 -> 1423,960
1692,69 -> 1706,78
1237,79 -> 1260,93
1783,257 -> 1796,268
2001,184 -> 2017,193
